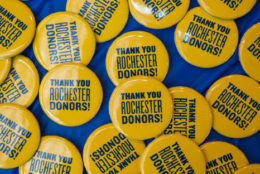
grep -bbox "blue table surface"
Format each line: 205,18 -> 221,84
1,0 -> 260,173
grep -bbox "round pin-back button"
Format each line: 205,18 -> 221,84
33,12 -> 96,71
140,134 -> 206,174
106,31 -> 169,86
109,76 -> 173,140
206,75 -> 260,138
201,141 -> 249,174
66,0 -> 129,43
239,23 -> 260,82
0,0 -> 36,58
175,7 -> 239,68
0,55 -> 39,108
163,87 -> 212,145
19,136 -> 83,174
0,58 -> 11,84
198,0 -> 257,20
0,104 -> 40,169
39,63 -> 103,127
234,164 -> 260,174
83,123 -> 146,174
129,0 -> 190,29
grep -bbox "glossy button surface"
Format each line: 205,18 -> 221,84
129,0 -> 190,29
234,164 -> 260,174
163,87 -> 213,145
198,0 -> 257,19
83,123 -> 146,174
0,55 -> 39,108
33,12 -> 96,71
206,75 -> 260,138
0,104 -> 41,169
0,0 -> 36,58
66,0 -> 129,43
39,63 -> 103,127
109,76 -> 173,140
140,134 -> 206,174
19,136 -> 83,174
0,58 -> 11,84
175,7 -> 239,68
106,31 -> 169,86
239,23 -> 260,82
201,141 -> 249,174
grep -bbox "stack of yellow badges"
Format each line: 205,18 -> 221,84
0,55 -> 39,108
163,87 -> 213,145
206,75 -> 260,138
106,31 -> 169,86
66,0 -> 129,43
140,134 -> 206,174
33,12 -> 96,71
19,136 -> 83,174
175,7 -> 239,68
109,76 -> 173,140
201,141 -> 249,174
0,104 -> 41,169
0,0 -> 36,58
239,23 -> 260,82
39,63 -> 103,127
0,58 -> 11,84
83,123 -> 146,174
198,0 -> 257,19
234,164 -> 260,174
129,0 -> 190,29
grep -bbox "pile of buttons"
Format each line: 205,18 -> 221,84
0,0 -> 259,173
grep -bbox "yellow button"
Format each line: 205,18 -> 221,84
201,141 -> 249,174
33,12 -> 96,71
175,7 -> 239,68
39,63 -> 103,127
109,76 -> 173,140
140,134 -> 206,174
0,0 -> 36,58
83,123 -> 146,174
129,0 -> 190,29
66,0 -> 129,43
0,104 -> 41,169
106,31 -> 169,86
239,23 -> 260,82
0,58 -> 11,84
206,75 -> 260,138
0,55 -> 39,108
19,136 -> 83,174
198,0 -> 257,20
234,164 -> 260,174
163,87 -> 213,145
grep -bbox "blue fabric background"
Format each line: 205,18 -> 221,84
1,0 -> 260,173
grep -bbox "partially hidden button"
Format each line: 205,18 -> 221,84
0,58 -> 11,85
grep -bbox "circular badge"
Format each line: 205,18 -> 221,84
19,136 -> 83,174
0,104 -> 40,169
0,55 -> 39,108
175,7 -> 239,68
66,0 -> 129,43
234,164 -> 260,174
198,0 -> 257,20
163,87 -> 213,145
0,0 -> 36,58
201,141 -> 249,174
33,12 -> 96,71
109,76 -> 173,140
140,134 -> 206,174
239,23 -> 260,82
206,75 -> 260,138
39,63 -> 103,127
0,58 -> 11,84
106,31 -> 169,86
83,123 -> 146,174
129,0 -> 190,29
